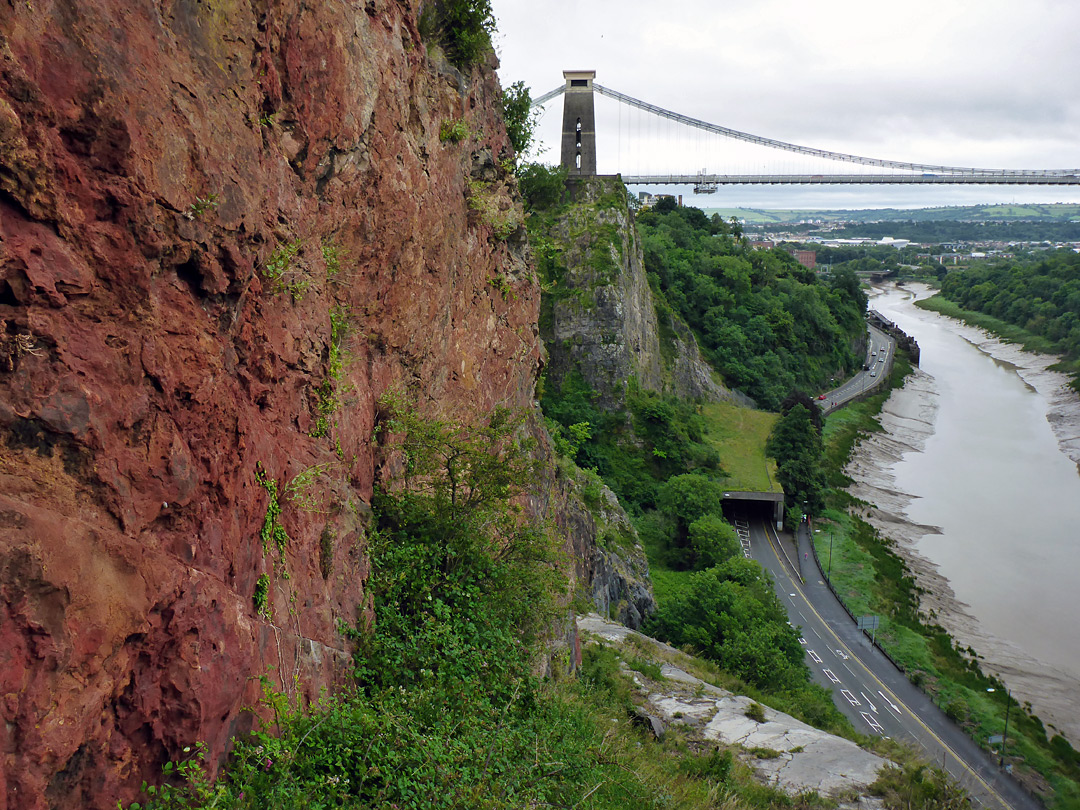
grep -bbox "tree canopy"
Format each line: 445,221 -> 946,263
637,205 -> 867,409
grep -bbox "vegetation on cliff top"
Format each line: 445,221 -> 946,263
636,201 -> 867,410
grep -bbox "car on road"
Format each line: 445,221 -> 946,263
870,370 -> 877,377
817,394 -> 826,400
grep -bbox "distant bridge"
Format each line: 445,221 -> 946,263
532,72 -> 1080,189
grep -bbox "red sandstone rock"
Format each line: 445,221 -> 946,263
0,1 -> 539,806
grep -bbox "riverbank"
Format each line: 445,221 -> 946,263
846,283 -> 1080,748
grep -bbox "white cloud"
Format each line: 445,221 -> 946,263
493,0 -> 1080,205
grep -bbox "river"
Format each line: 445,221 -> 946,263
844,282 -> 1080,745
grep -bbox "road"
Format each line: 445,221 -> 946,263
819,322 -> 895,414
727,513 -> 1040,810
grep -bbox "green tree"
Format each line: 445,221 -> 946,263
501,81 -> 537,159
644,558 -> 807,691
518,162 -> 568,213
687,513 -> 741,569
654,473 -> 728,568
766,403 -> 825,519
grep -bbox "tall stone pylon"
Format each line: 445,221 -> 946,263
561,70 -> 596,175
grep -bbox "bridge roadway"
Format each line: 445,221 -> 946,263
726,514 -> 1041,810
621,173 -> 1080,185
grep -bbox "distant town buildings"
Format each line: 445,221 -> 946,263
808,236 -> 911,249
637,192 -> 682,208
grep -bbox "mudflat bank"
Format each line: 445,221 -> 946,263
844,283 -> 1080,745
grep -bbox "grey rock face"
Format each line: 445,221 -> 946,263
542,177 -> 740,407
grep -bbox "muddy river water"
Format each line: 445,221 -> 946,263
844,283 -> 1080,744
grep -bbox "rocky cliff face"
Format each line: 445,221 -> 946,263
543,177 -> 740,408
534,462 -> 655,630
0,2 -> 542,807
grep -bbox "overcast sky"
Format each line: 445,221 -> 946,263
492,0 -> 1080,208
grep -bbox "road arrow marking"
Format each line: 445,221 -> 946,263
860,692 -> 878,713
879,690 -> 902,715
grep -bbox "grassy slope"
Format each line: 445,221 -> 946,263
646,399 -> 780,609
700,400 -> 782,493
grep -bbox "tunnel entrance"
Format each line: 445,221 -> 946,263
720,491 -> 785,529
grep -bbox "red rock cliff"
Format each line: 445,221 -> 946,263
0,1 -> 540,806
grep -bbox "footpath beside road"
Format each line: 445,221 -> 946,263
746,515 -> 1040,810
770,317 -> 1040,810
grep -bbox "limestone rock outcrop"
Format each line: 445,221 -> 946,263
578,613 -> 891,807
542,177 -> 741,408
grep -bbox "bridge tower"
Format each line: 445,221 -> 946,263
560,70 -> 596,175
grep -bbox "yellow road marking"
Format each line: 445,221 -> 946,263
759,521 -> 1010,810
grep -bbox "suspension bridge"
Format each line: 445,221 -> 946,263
531,71 -> 1080,191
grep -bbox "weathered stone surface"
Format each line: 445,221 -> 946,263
0,2 -> 540,807
545,178 -> 663,408
532,460 -> 656,631
578,613 -> 890,805
543,177 -> 743,408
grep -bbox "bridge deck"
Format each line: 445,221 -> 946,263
621,173 -> 1080,186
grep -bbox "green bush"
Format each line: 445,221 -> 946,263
420,0 -> 496,68
438,117 -> 469,143
518,162 -> 568,213
744,702 -> 766,723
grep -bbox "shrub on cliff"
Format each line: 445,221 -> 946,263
420,0 -> 496,68
518,162 -> 568,213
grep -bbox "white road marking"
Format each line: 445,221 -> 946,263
834,649 -> 849,660
879,691 -> 903,716
861,712 -> 885,734
841,689 -> 861,706
798,638 -> 807,645
860,692 -> 878,713
808,650 -> 823,663
823,668 -> 841,684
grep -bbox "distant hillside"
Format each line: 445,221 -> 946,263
699,203 -> 1080,224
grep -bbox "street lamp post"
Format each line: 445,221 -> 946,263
987,687 -> 1012,768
